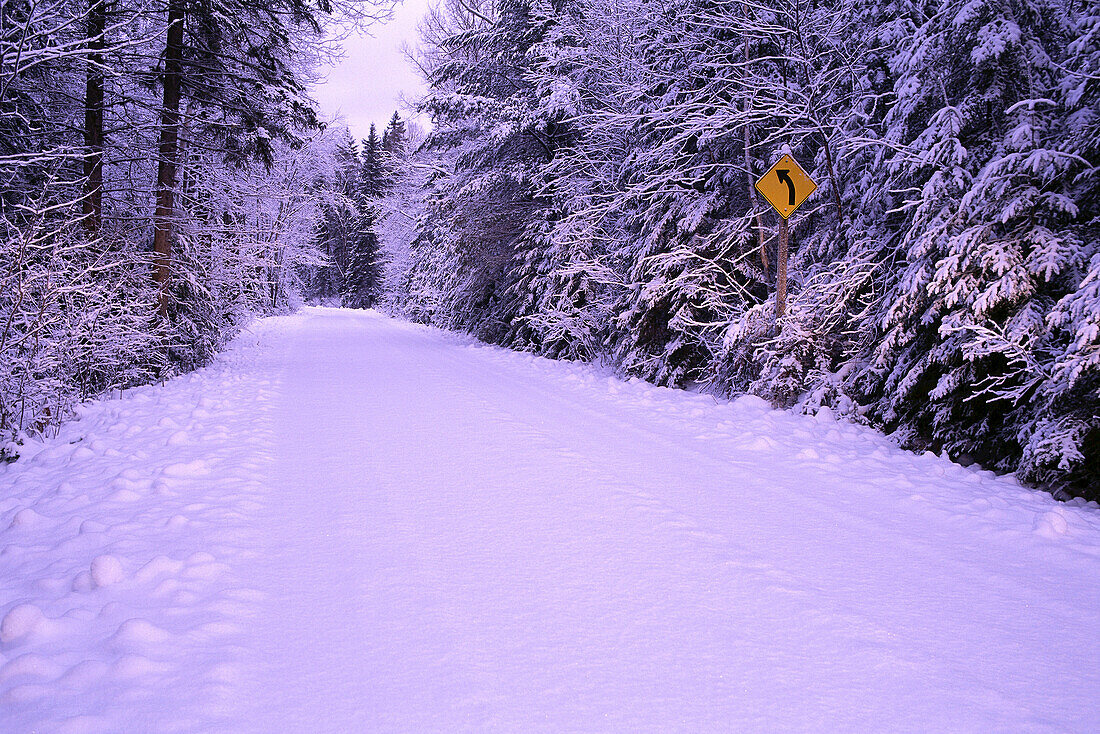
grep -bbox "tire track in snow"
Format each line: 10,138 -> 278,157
314,312 -> 1100,732
1,309 -> 1097,732
237,310 -> 1099,733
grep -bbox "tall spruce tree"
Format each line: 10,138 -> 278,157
360,124 -> 387,200
339,125 -> 384,308
414,0 -> 569,339
383,111 -> 407,158
847,0 -> 1093,487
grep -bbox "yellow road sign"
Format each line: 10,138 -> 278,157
755,154 -> 817,219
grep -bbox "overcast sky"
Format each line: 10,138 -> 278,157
311,0 -> 434,142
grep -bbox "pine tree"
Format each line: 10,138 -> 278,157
391,0 -> 1100,497
338,126 -> 383,308
343,207 -> 382,309
383,111 -> 407,158
381,110 -> 408,189
359,124 -> 386,200
413,0 -> 569,336
849,0 -> 1096,491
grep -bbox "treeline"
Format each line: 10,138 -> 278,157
380,0 -> 1100,499
307,112 -> 416,308
0,0 -> 384,458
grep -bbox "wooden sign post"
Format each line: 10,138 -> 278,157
754,154 -> 817,319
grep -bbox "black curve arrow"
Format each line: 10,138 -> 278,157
776,169 -> 796,205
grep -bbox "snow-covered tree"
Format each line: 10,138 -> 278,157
0,0 -> 384,458
844,0 -> 1098,495
388,0 -> 1099,498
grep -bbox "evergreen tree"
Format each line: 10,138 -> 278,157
359,124 -> 387,200
381,110 -> 408,189
383,111 -> 407,158
343,207 -> 383,309
392,0 -> 1100,498
849,0 -> 1096,491
338,126 -> 384,308
304,129 -> 379,306
413,0 -> 570,338
150,0 -> 328,314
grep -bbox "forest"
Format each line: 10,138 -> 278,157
0,0 -> 388,458
2,0 -> 1098,500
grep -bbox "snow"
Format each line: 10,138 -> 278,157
1,307 -> 1098,732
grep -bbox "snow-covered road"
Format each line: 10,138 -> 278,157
2,308 -> 1099,732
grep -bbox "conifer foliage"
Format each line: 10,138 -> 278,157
381,0 -> 1100,499
303,112 -> 416,309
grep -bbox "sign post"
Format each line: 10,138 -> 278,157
754,154 -> 817,319
777,217 -> 789,318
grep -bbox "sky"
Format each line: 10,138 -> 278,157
311,0 -> 434,142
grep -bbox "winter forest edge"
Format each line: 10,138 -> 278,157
2,0 -> 1098,501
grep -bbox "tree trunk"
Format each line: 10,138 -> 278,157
776,216 -> 789,320
745,116 -> 769,280
82,0 -> 105,236
153,1 -> 184,316
741,2 -> 768,279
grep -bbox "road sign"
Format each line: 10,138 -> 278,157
754,154 -> 817,219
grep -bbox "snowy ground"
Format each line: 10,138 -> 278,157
1,307 -> 1098,733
